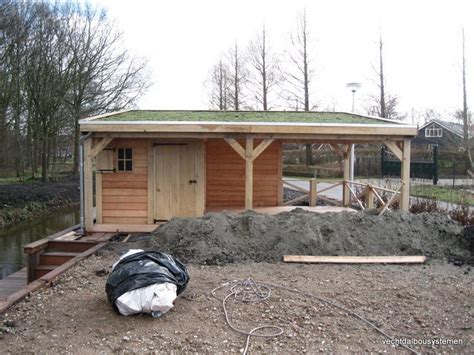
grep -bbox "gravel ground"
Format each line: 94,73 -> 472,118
1,241 -> 472,354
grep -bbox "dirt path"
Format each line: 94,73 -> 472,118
1,242 -> 472,354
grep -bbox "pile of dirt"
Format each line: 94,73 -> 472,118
149,209 -> 472,265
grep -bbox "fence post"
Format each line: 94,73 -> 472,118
309,178 -> 318,206
433,144 -> 439,185
366,187 -> 375,209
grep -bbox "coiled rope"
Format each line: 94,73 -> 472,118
211,278 -> 419,355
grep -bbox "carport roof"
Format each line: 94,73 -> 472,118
79,110 -> 418,138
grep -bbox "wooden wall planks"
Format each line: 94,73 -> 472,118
101,139 -> 148,224
205,139 -> 280,208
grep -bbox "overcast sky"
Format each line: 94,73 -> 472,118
92,0 -> 473,123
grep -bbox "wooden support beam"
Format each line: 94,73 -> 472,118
400,138 -> 411,210
384,140 -> 403,161
251,138 -> 274,161
245,137 -> 253,210
309,179 -> 318,207
329,143 -> 343,156
343,148 -> 350,206
90,138 -> 113,158
283,255 -> 426,264
277,141 -> 283,206
84,137 -> 94,231
224,138 -> 246,160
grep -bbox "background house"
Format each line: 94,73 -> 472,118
413,119 -> 465,151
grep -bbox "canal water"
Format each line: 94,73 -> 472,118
0,207 -> 79,279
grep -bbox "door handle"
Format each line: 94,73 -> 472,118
188,179 -> 197,184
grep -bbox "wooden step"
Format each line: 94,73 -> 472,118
39,252 -> 80,266
47,240 -> 97,253
34,265 -> 56,279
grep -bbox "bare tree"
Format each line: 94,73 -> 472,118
0,1 -> 149,180
247,25 -> 280,110
207,59 -> 230,110
65,2 -> 149,174
460,27 -> 472,171
284,10 -> 315,164
226,42 -> 248,110
284,10 -> 314,112
366,32 -> 404,120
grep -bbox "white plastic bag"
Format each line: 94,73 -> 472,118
115,282 -> 177,317
112,249 -> 178,317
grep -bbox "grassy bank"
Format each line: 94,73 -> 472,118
0,176 -> 80,228
411,185 -> 474,206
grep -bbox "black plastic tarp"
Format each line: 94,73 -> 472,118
106,251 -> 189,314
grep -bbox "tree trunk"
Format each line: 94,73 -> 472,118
41,130 -> 49,182
461,28 -> 473,171
72,115 -> 80,175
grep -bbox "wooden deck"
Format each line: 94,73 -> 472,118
0,268 -> 27,301
0,226 -> 114,314
206,206 -> 356,214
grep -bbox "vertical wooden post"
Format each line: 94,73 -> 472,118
83,137 -> 94,231
147,140 -> 155,224
366,187 -> 375,209
309,178 -> 318,206
27,253 -> 39,283
343,147 -> 351,206
400,138 -> 411,211
277,141 -> 283,206
245,137 -> 253,210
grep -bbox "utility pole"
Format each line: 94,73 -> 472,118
346,82 -> 362,181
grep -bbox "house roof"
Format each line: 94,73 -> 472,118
419,119 -> 464,138
79,110 -> 418,138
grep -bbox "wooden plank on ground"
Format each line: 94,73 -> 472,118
283,255 -> 427,264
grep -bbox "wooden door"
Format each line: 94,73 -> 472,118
154,142 -> 204,220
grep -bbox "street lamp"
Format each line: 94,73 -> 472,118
346,82 -> 362,182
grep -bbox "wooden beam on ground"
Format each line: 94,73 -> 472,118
384,140 -> 403,161
224,138 -> 246,160
400,138 -> 411,211
245,137 -> 253,210
90,138 -> 113,158
283,255 -> 426,264
84,137 -> 94,231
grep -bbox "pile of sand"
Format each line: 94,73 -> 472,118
148,209 -> 472,265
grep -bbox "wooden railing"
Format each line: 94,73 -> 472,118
344,180 -> 403,215
283,178 -> 403,215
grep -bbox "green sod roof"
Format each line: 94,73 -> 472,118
94,110 -> 396,125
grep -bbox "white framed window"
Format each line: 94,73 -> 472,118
425,127 -> 442,137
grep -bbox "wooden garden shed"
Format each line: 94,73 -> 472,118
79,110 -> 417,233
